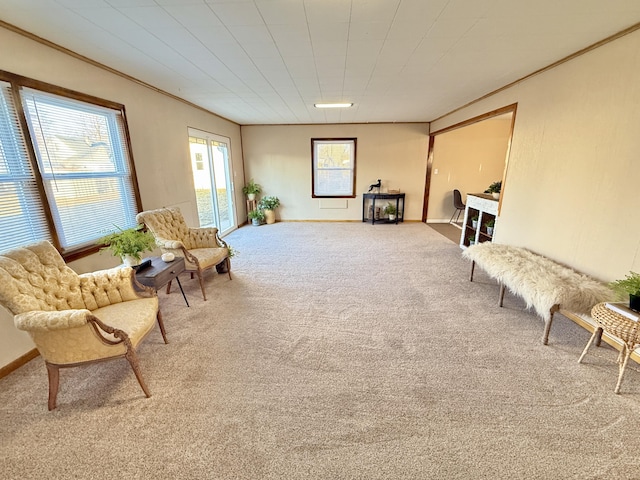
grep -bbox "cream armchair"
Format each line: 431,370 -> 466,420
0,241 -> 167,410
136,207 -> 231,301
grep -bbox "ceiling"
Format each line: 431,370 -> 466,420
2,0 -> 640,125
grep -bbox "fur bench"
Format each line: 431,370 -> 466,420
462,243 -> 614,344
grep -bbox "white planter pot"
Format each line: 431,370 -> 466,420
388,214 -> 396,221
122,255 -> 140,267
247,193 -> 256,201
486,226 -> 494,236
492,192 -> 500,199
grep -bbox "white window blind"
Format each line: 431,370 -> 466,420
0,81 -> 51,252
21,89 -> 138,251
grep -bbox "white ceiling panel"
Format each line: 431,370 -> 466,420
1,0 -> 639,124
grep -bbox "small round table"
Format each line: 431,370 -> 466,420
579,302 -> 640,394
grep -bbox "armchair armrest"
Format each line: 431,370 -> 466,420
14,309 -> 91,332
153,236 -> 186,250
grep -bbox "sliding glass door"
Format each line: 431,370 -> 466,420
188,129 -> 236,235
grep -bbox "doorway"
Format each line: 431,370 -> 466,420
188,128 -> 237,236
423,104 -> 517,224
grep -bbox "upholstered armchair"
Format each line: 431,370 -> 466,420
0,241 -> 167,410
136,207 -> 231,301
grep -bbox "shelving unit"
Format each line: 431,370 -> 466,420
246,199 -> 257,223
459,193 -> 498,249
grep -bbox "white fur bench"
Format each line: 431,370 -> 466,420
462,243 -> 614,344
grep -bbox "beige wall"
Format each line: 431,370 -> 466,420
427,114 -> 512,222
241,123 -> 429,221
431,28 -> 640,281
0,26 -> 244,368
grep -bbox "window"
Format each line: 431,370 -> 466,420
311,138 -> 356,197
0,71 -> 141,258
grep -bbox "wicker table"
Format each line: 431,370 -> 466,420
579,302 -> 640,393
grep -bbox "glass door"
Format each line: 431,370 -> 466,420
188,129 -> 236,235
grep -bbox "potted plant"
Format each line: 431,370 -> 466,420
610,271 -> 640,312
383,202 -> 397,221
467,235 -> 475,246
247,209 -> 265,226
485,218 -> 495,236
258,196 -> 280,224
242,178 -> 262,201
98,224 -> 156,267
485,181 -> 502,199
471,215 -> 479,229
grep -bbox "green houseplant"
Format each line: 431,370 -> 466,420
485,218 -> 495,236
485,181 -> 502,199
258,196 -> 280,224
98,225 -> 156,266
242,179 -> 262,200
247,209 -> 265,226
610,271 -> 640,311
383,202 -> 397,221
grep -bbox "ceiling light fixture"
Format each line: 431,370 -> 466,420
314,102 -> 353,109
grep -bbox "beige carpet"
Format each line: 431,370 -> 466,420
2,222 -> 640,479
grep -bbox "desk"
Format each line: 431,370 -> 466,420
135,256 -> 189,306
362,193 -> 405,224
579,302 -> 640,393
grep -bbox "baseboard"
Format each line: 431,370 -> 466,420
0,348 -> 39,379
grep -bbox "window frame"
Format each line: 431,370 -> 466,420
311,138 -> 357,198
0,69 -> 143,262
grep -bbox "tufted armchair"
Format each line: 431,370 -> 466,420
0,241 -> 167,410
136,207 -> 231,301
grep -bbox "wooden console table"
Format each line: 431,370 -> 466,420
362,193 -> 405,224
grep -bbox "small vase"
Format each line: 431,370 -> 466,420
492,192 -> 500,199
388,214 -> 396,221
486,227 -> 494,236
251,218 -> 261,226
630,294 -> 640,313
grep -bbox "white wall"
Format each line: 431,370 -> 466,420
0,26 -> 244,368
431,28 -> 640,281
241,123 -> 429,221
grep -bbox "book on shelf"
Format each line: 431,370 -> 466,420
605,302 -> 640,322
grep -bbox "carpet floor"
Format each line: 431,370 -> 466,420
2,222 -> 640,479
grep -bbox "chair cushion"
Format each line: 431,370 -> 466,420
186,247 -> 228,270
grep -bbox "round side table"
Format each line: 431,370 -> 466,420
579,302 -> 640,394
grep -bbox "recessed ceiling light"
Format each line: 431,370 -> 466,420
314,103 -> 353,109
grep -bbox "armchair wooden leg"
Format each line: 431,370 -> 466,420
157,310 -> 168,344
46,362 -> 60,411
226,257 -> 232,280
196,270 -> 207,301
125,349 -> 151,398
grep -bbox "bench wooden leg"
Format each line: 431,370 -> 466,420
498,283 -> 506,307
542,304 -> 560,345
615,344 -> 633,394
470,261 -> 476,282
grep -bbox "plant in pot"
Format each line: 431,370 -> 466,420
471,215 -> 479,229
467,235 -> 475,246
383,202 -> 397,221
485,218 -> 495,236
242,179 -> 262,201
609,271 -> 640,312
258,196 -> 280,224
484,181 -> 502,199
98,224 -> 156,267
247,208 -> 265,226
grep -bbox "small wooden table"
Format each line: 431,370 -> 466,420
135,256 -> 189,306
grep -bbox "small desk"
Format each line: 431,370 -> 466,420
135,256 -> 189,306
362,193 -> 405,224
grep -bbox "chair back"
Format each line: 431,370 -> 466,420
453,189 -> 465,209
136,207 -> 192,248
0,241 -> 85,315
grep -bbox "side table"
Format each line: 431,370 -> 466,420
579,302 -> 640,393
135,256 -> 189,307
